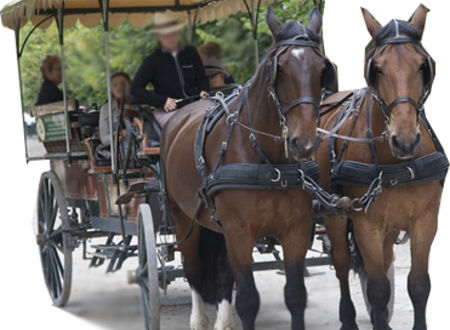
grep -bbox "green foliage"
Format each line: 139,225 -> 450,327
18,0 -> 320,111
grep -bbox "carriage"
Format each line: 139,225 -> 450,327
1,0 -> 341,329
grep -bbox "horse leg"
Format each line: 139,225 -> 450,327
408,212 -> 437,330
383,231 -> 399,322
212,232 -> 234,330
170,206 -> 209,330
325,217 -> 358,330
354,222 -> 391,330
214,271 -> 234,330
225,230 -> 259,330
280,220 -> 311,330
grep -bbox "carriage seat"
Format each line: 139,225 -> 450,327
29,99 -> 79,117
84,138 -> 112,172
75,110 -> 100,138
130,105 -> 161,148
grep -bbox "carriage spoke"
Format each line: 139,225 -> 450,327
49,225 -> 62,239
49,201 -> 59,233
43,180 -> 50,229
50,246 -> 64,278
39,193 -> 46,231
49,247 -> 62,297
45,251 -> 56,297
48,238 -> 64,254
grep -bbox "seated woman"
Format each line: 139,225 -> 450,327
35,54 -> 63,106
197,41 -> 237,92
98,72 -> 146,163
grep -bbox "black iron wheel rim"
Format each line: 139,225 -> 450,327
37,172 -> 72,307
137,216 -> 151,330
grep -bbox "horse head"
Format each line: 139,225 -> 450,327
362,4 -> 435,159
259,7 -> 335,161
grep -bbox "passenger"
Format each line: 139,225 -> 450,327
130,12 -> 209,127
197,41 -> 236,90
35,54 -> 63,106
99,72 -> 132,145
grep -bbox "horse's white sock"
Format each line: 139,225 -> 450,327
190,289 -> 208,330
214,299 -> 234,330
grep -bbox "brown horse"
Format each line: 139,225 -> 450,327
317,4 -> 445,330
160,7 -> 332,330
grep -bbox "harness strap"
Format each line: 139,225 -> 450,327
366,89 -> 379,169
281,97 -> 319,115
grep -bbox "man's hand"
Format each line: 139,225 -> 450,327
164,98 -> 177,112
200,91 -> 209,99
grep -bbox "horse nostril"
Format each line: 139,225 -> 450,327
391,135 -> 400,149
292,137 -> 301,150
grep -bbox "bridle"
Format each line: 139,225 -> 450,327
365,20 -> 435,122
264,35 -> 336,156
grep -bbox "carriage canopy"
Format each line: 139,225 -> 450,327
1,0 -> 278,30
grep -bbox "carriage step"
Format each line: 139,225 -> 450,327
91,244 -> 138,251
91,251 -> 115,260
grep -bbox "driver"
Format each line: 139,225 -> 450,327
130,12 -> 209,127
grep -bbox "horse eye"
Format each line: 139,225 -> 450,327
374,66 -> 383,74
419,63 -> 426,72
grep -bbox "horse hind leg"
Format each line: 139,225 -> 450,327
190,289 -> 209,330
325,217 -> 359,330
170,205 -> 209,330
198,228 -> 235,330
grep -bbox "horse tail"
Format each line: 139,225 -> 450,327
347,219 -> 365,274
198,227 -> 233,304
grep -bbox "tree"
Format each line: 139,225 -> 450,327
18,0 -> 320,110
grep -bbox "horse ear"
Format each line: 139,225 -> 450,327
267,7 -> 283,37
408,3 -> 429,34
308,7 -> 322,34
361,7 -> 382,38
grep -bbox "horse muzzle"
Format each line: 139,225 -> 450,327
390,133 -> 421,160
289,136 -> 320,161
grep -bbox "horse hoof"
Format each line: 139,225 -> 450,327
190,314 -> 209,330
340,324 -> 359,330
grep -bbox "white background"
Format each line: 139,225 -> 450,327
0,0 -> 449,329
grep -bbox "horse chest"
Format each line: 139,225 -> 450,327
349,181 -> 441,231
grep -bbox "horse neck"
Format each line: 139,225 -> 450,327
246,82 -> 281,134
230,81 -> 284,162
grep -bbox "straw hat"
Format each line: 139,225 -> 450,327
150,12 -> 185,35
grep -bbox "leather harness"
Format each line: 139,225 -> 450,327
192,36 -> 345,225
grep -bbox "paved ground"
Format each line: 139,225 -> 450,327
64,237 -> 412,330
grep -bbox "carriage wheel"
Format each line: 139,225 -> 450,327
359,262 -> 395,322
36,171 -> 73,307
136,204 -> 160,330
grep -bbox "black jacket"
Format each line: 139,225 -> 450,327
130,46 -> 209,108
35,79 -> 63,106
